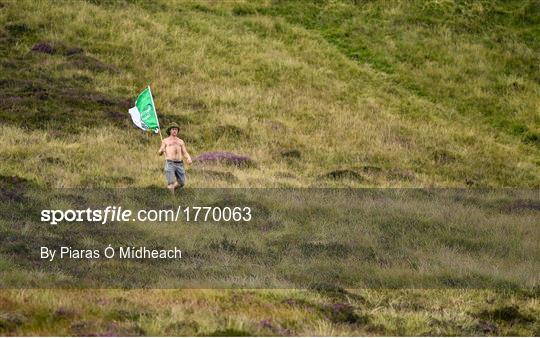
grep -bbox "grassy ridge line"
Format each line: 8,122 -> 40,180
0,289 -> 538,336
0,0 -> 538,187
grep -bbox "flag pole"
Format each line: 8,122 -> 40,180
147,85 -> 163,141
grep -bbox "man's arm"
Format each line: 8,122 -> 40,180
158,140 -> 166,156
181,140 -> 192,164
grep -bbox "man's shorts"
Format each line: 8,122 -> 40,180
164,160 -> 186,187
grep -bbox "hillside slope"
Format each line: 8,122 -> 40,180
0,0 -> 538,187
0,2 -> 539,336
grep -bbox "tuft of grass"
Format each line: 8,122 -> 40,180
477,305 -> 534,324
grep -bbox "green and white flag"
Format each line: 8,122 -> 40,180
128,86 -> 160,133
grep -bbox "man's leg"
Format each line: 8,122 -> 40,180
175,163 -> 186,188
165,162 -> 178,191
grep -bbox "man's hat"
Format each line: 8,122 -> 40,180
165,122 -> 180,135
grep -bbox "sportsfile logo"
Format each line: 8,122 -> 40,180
41,206 -> 137,225
40,206 -> 252,225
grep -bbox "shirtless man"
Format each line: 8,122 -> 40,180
158,122 -> 193,191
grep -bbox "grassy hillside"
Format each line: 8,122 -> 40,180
0,0 -> 538,188
0,0 -> 539,336
1,289 -> 538,336
2,188 -> 538,289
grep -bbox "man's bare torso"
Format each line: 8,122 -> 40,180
163,136 -> 185,161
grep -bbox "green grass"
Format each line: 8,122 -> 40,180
0,0 -> 538,188
0,0 -> 539,335
1,188 -> 538,289
0,289 -> 538,336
